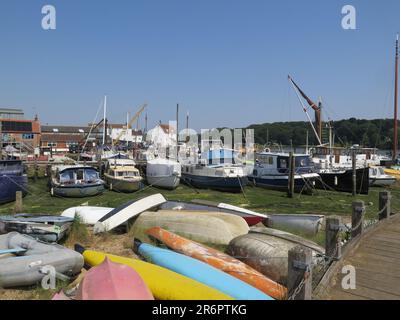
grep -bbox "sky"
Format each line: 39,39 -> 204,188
0,0 -> 399,131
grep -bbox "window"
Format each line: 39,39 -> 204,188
22,133 -> 34,139
280,159 -> 287,169
47,142 -> 57,147
85,169 -> 99,182
76,170 -> 84,180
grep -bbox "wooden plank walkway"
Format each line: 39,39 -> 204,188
317,214 -> 400,300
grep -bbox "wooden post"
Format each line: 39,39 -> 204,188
352,200 -> 365,238
15,191 -> 23,213
34,156 -> 38,182
379,191 -> 391,220
352,150 -> 357,196
287,245 -> 312,300
325,216 -> 342,260
288,152 -> 295,198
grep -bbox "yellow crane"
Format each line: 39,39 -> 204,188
112,103 -> 148,145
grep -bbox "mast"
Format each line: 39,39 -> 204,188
288,75 -> 323,145
394,34 -> 399,161
176,103 -> 179,160
102,95 -> 107,146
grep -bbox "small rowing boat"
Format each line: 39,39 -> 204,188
76,258 -> 154,300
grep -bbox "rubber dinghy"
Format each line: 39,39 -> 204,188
134,240 -> 272,300
0,232 -> 83,288
76,258 -> 154,300
146,227 -> 287,300
130,210 -> 249,246
226,228 -> 323,285
94,193 -> 167,234
75,245 -> 232,300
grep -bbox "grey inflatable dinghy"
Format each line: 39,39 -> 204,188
0,232 -> 83,288
0,214 -> 74,242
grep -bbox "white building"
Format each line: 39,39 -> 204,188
108,124 -> 143,143
146,124 -> 176,148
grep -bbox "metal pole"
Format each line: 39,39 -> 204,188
394,34 -> 399,161
176,104 -> 179,160
102,95 -> 107,146
352,150 -> 357,196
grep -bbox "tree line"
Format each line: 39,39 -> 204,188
245,118 -> 399,149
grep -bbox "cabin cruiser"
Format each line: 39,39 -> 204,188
369,166 -> 396,186
49,165 -> 105,197
104,159 -> 143,192
248,151 -> 319,193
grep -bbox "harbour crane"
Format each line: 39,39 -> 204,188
112,103 -> 148,146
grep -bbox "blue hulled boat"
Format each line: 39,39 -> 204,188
0,160 -> 28,204
248,151 -> 320,193
181,148 -> 248,193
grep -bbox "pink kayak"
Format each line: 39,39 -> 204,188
76,257 -> 154,300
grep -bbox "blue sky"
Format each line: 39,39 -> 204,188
0,0 -> 399,130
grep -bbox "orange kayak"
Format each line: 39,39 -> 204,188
146,227 -> 287,300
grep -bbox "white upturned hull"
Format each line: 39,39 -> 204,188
147,175 -> 180,190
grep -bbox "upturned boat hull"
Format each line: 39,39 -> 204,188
75,247 -> 233,300
145,227 -> 286,300
131,210 -> 249,246
135,242 -> 271,300
76,258 -> 154,300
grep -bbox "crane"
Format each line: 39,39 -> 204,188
112,103 -> 148,145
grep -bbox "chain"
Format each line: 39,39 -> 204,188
287,265 -> 311,300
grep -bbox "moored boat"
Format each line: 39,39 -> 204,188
49,165 -> 105,198
133,240 -> 272,300
0,160 -> 28,204
104,159 -> 143,192
146,158 -> 181,189
145,227 -> 287,299
248,151 -> 320,193
369,166 -> 397,186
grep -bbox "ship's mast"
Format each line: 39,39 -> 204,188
394,34 -> 399,161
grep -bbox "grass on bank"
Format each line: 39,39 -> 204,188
0,178 -> 399,220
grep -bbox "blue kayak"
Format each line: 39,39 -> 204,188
135,242 -> 273,300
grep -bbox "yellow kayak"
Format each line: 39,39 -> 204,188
80,248 -> 233,300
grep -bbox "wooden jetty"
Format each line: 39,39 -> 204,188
287,191 -> 400,300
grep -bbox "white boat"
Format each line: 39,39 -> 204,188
93,193 -> 167,233
146,158 -> 181,189
61,206 -> 113,225
369,166 -> 397,186
104,159 -> 143,192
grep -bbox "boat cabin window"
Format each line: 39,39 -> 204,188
60,171 -> 74,183
85,169 -> 99,182
257,155 -> 274,165
76,169 -> 84,180
295,156 -> 311,168
279,158 -> 287,169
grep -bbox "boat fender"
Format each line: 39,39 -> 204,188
110,183 -> 113,191
50,187 -> 54,196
